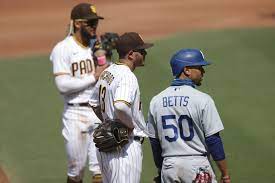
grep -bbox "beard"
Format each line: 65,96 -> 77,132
80,27 -> 94,44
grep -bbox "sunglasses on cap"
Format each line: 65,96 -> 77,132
133,49 -> 147,56
76,19 -> 99,28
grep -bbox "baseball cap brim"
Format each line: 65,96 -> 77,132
135,43 -> 154,50
85,15 -> 104,20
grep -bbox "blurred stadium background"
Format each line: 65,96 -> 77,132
0,0 -> 275,182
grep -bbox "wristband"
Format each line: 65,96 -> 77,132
97,55 -> 107,65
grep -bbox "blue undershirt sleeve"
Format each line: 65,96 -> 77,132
205,133 -> 225,161
149,137 -> 163,169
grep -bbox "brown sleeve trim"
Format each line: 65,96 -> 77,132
54,72 -> 70,76
114,100 -> 131,107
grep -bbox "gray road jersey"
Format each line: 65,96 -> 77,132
147,85 -> 224,157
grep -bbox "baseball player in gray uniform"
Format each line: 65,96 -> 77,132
147,49 -> 231,183
50,3 -> 108,183
91,32 -> 154,183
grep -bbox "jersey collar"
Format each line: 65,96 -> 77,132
115,62 -> 125,65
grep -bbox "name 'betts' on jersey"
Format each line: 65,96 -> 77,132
147,85 -> 224,157
50,36 -> 96,104
93,63 -> 147,137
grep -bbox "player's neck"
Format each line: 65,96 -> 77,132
73,33 -> 89,48
118,59 -> 135,71
178,73 -> 189,80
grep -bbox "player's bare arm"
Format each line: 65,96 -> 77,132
205,133 -> 231,183
216,160 -> 230,183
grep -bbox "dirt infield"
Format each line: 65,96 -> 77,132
0,167 -> 9,183
0,0 -> 274,58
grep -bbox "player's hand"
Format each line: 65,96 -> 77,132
94,63 -> 109,80
220,175 -> 230,183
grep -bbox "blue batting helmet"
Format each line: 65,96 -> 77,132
170,49 -> 211,76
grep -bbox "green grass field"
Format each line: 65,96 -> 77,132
0,27 -> 275,182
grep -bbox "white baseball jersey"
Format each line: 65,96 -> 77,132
50,35 -> 101,178
94,63 -> 147,137
147,85 -> 224,157
92,63 -> 146,183
50,35 -> 96,104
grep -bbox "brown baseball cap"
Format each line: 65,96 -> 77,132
116,32 -> 154,55
71,3 -> 104,20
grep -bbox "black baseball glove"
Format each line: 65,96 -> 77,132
153,169 -> 161,183
100,32 -> 119,58
93,119 -> 129,152
153,174 -> 161,183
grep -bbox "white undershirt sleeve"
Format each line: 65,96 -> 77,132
54,74 -> 96,94
114,101 -> 134,129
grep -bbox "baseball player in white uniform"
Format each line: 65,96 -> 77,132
90,32 -> 154,183
50,3 -> 108,183
147,49 -> 231,183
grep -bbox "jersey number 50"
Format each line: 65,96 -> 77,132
162,115 -> 194,142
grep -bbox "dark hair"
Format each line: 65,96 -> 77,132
118,50 -> 128,59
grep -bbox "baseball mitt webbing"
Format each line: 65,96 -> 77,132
93,119 -> 129,152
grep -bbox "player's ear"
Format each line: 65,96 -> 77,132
127,50 -> 135,60
183,67 -> 191,76
74,20 -> 82,29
